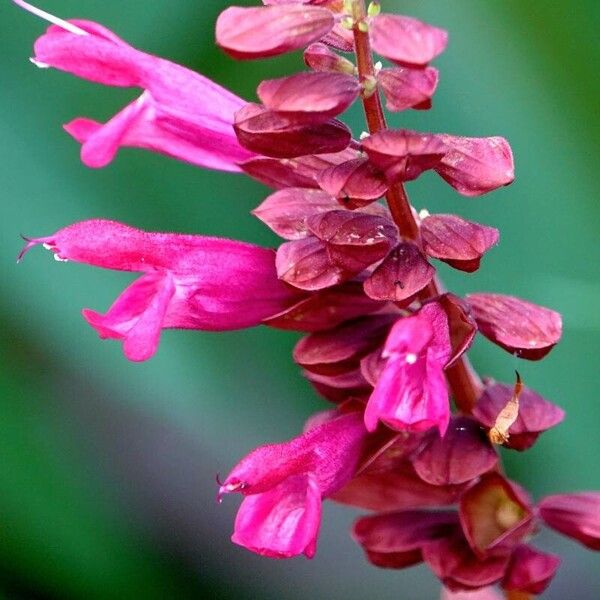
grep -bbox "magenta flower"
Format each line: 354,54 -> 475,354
18,220 -> 299,361
14,0 -> 254,171
218,411 -> 368,558
364,302 -> 452,435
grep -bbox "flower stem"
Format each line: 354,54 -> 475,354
351,0 -> 482,413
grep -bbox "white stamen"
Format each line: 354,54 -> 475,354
42,242 -> 53,250
405,353 -> 418,364
53,254 -> 68,262
359,131 -> 370,140
374,61 -> 383,73
29,57 -> 50,68
13,1 -> 89,36
418,209 -> 431,220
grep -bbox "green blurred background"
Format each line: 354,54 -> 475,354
2,1 -> 599,598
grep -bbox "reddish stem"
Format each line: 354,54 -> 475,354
352,0 -> 482,413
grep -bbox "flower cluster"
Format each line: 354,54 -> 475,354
14,0 -> 598,597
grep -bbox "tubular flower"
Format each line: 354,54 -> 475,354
218,411 -> 368,558
364,302 -> 452,435
18,220 -> 300,361
14,0 -> 254,171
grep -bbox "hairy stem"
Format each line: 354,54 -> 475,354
351,0 -> 482,413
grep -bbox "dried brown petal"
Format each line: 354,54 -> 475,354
421,214 -> 499,273
473,381 -> 565,451
363,242 -> 435,302
487,372 -> 522,446
466,293 -> 562,360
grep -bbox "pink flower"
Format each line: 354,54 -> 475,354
18,220 -> 299,361
14,0 -> 254,171
364,302 -> 452,435
218,411 -> 367,558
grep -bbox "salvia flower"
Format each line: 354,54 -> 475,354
364,301 -> 452,435
18,220 -> 299,361
14,0 -> 254,171
14,0 -> 599,595
218,410 -> 367,558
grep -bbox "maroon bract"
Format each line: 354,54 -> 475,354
253,188 -> 340,240
276,236 -> 349,290
412,417 -> 498,486
466,293 -> 562,359
307,209 -> 396,271
334,460 -> 466,512
353,510 -> 458,569
264,281 -> 384,333
304,42 -> 356,74
473,382 -> 565,450
502,545 -> 561,595
240,148 -> 359,190
258,71 -> 361,123
459,474 -> 534,560
432,294 -> 477,368
422,530 -> 511,592
361,129 -> 448,183
538,493 -> 600,550
294,314 -> 395,376
216,5 -> 334,59
363,242 -> 435,302
420,214 -> 499,273
234,103 -> 352,158
370,14 -> 448,66
317,157 -> 389,208
434,135 -> 515,196
378,66 -> 439,112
